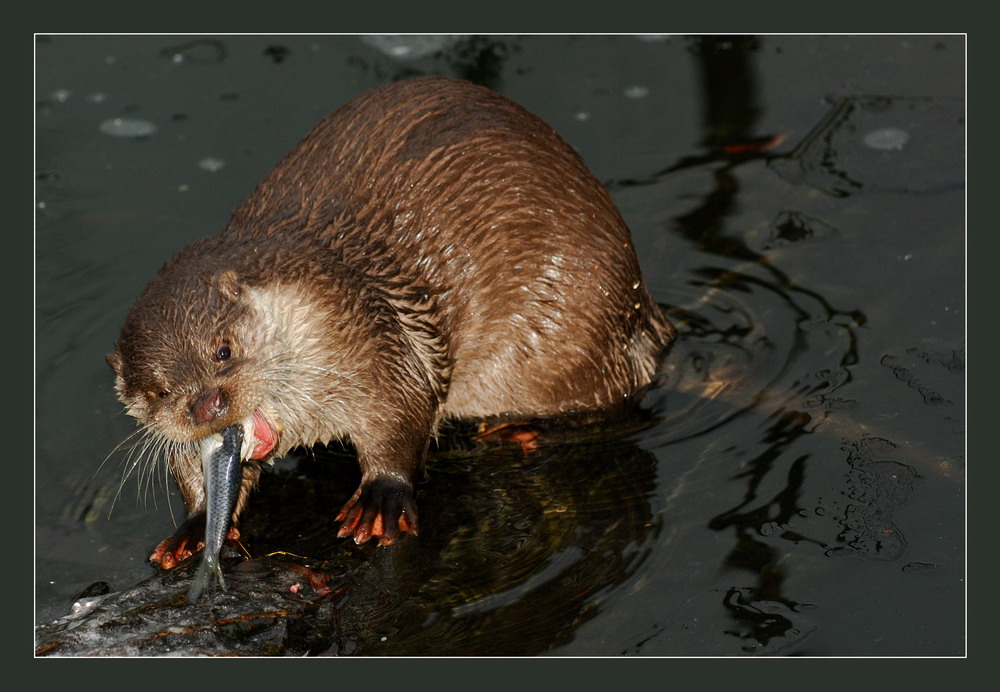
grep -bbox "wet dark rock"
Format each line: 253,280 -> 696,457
35,555 -> 345,656
74,581 -> 111,600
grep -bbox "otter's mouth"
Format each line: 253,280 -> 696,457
244,409 -> 278,460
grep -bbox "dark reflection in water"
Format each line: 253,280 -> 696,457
688,35 -> 762,150
439,36 -> 520,90
351,36 -> 520,93
239,413 -> 662,656
625,36 -> 871,653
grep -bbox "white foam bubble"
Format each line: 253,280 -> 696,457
198,157 -> 226,173
99,117 -> 158,138
360,35 -> 456,60
623,85 -> 650,99
863,127 -> 910,151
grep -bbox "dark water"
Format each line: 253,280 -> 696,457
34,35 -> 965,656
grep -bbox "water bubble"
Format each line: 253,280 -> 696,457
863,127 -> 910,151
360,35 -> 457,60
198,157 -> 226,173
86,92 -> 107,104
99,117 -> 158,138
161,39 -> 227,65
623,85 -> 650,99
759,522 -> 780,537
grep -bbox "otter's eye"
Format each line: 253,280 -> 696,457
147,390 -> 171,400
214,342 -> 232,362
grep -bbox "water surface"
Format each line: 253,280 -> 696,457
35,34 -> 965,656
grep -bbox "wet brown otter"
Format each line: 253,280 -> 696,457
107,76 -> 676,563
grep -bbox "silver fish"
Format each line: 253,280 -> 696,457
186,423 -> 244,604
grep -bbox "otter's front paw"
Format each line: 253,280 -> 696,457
336,476 -> 418,546
149,513 -> 241,569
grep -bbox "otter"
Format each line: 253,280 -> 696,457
107,76 -> 676,565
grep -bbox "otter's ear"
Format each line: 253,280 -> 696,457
217,270 -> 243,301
106,350 -> 123,375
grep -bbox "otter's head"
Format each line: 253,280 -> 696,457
107,244 -> 279,460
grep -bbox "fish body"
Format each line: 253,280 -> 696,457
186,424 -> 244,604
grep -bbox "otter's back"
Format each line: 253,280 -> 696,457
224,77 -> 674,417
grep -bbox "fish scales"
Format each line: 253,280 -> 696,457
186,424 -> 244,604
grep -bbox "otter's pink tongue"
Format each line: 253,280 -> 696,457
250,410 -> 277,460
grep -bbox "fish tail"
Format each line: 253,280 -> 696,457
185,556 -> 226,604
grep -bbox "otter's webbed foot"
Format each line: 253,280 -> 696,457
336,476 -> 418,546
149,513 -> 242,569
474,421 -> 542,453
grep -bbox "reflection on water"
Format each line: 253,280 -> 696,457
644,257 -> 864,653
319,420 -> 663,655
599,36 -> 959,656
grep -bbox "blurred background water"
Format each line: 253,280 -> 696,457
34,34 -> 965,656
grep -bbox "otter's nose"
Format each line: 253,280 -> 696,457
191,388 -> 228,424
